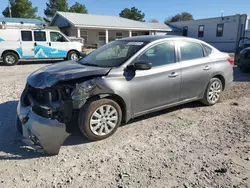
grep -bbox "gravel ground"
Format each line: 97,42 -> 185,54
0,62 -> 250,188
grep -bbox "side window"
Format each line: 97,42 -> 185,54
34,31 -> 46,41
198,25 -> 204,38
183,26 -> 188,36
21,31 -> 32,41
50,32 -> 67,42
179,41 -> 204,61
202,44 -> 213,56
138,41 -> 176,67
217,24 -> 224,37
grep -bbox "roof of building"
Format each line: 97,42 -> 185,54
53,12 -> 180,32
0,17 -> 44,25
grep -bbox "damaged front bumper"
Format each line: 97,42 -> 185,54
16,101 -> 70,155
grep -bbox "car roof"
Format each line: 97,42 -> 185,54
119,35 -> 185,42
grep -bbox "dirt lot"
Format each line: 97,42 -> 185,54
0,62 -> 250,188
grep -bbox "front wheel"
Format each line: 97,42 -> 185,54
201,78 -> 223,106
78,99 -> 122,141
67,51 -> 79,61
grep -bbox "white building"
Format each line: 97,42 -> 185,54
50,11 -> 181,47
167,14 -> 250,52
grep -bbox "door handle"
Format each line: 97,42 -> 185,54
168,72 -> 178,78
203,66 -> 211,70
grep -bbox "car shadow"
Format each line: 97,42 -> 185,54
233,66 -> 250,82
0,100 -> 90,160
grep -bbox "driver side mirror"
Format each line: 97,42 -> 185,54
133,60 -> 152,70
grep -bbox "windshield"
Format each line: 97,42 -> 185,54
78,40 -> 148,67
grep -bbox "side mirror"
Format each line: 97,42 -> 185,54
133,60 -> 152,70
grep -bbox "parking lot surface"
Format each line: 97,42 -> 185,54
0,62 -> 249,187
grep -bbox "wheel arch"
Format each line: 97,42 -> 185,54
67,49 -> 80,58
1,50 -> 20,59
86,93 -> 128,122
212,74 -> 226,90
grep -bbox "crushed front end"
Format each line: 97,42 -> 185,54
16,83 -> 75,155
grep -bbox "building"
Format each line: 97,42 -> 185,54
50,11 -> 181,47
167,14 -> 250,52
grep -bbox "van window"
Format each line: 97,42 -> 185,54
34,31 -> 46,41
179,41 -> 204,61
21,31 -> 32,41
50,32 -> 68,42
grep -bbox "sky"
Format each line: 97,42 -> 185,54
0,0 -> 249,22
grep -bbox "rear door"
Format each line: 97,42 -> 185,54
177,41 -> 212,100
20,30 -> 34,58
33,30 -> 50,58
48,31 -> 68,58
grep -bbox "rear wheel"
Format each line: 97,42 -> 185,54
67,51 -> 79,61
78,99 -> 122,141
2,52 -> 19,66
201,78 -> 222,106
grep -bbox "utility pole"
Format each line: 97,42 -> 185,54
8,0 -> 12,18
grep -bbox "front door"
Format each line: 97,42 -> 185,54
20,30 -> 35,58
129,41 -> 181,115
177,41 -> 211,100
49,31 -> 68,58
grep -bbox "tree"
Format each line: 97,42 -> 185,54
148,18 -> 159,23
165,12 -> 194,23
2,0 -> 40,19
44,0 -> 68,20
69,2 -> 88,14
119,7 -> 145,22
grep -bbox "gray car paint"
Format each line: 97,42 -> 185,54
17,36 -> 233,154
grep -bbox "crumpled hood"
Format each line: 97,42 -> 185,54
27,60 -> 111,89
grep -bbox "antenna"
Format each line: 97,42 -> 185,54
8,0 -> 12,18
221,10 -> 224,18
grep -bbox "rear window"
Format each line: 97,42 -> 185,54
179,41 -> 204,61
21,31 -> 32,41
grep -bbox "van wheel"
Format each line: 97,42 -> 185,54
78,99 -> 122,141
201,78 -> 222,106
2,52 -> 19,66
67,51 -> 79,61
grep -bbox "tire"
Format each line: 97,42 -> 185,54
2,52 -> 19,66
201,78 -> 223,106
67,51 -> 79,61
78,98 -> 122,141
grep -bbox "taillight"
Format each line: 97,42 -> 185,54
227,57 -> 234,66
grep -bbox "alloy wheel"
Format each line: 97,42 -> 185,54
89,105 -> 118,136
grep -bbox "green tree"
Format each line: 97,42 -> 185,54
44,0 -> 68,20
119,7 -> 145,22
165,12 -> 194,23
69,2 -> 88,13
2,0 -> 40,19
148,18 -> 159,23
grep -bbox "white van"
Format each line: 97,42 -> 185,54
0,28 -> 85,65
